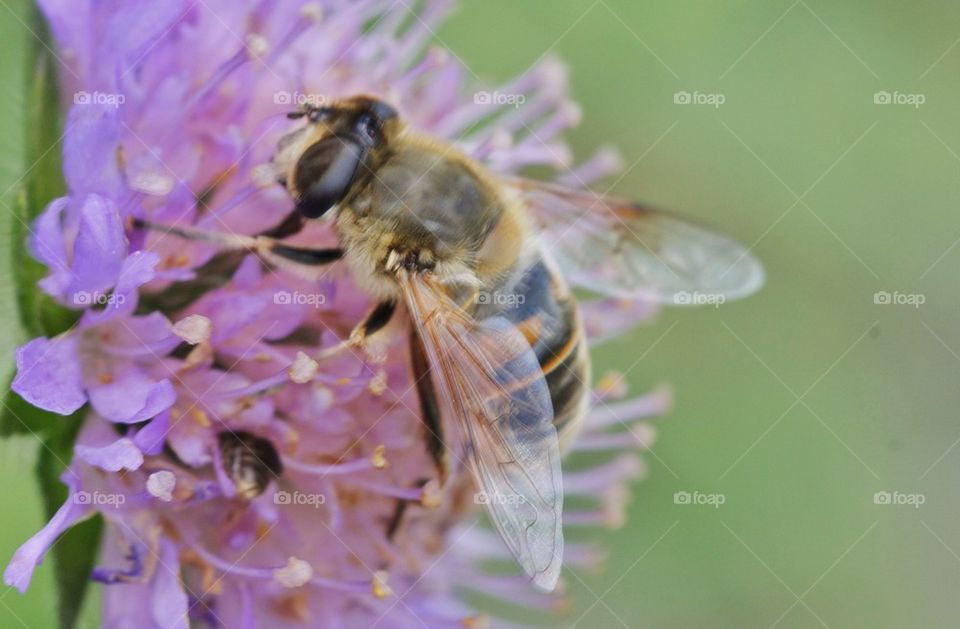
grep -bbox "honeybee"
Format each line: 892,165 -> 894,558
139,95 -> 762,591
218,431 -> 284,500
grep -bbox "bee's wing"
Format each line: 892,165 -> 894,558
400,272 -> 564,592
509,178 -> 765,304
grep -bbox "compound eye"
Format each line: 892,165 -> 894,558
355,113 -> 381,144
293,137 -> 364,218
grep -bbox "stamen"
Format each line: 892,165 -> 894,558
346,478 -> 439,506
587,387 -> 672,428
371,570 -> 391,598
573,424 -> 656,451
558,147 -> 623,186
172,315 -> 212,345
274,557 -> 314,588
283,449 -> 384,476
288,351 -> 320,384
146,470 -> 177,502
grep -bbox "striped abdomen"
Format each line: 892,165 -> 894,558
473,256 -> 590,446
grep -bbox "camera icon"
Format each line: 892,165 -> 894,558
473,91 -> 492,105
73,491 -> 92,505
873,491 -> 891,505
73,292 -> 91,305
274,291 -> 292,305
874,91 -> 892,105
674,91 -> 692,105
474,492 -> 490,505
274,491 -> 292,505
476,291 -> 492,305
673,291 -> 692,305
274,91 -> 293,105
873,291 -> 891,305
73,91 -> 92,105
673,491 -> 691,505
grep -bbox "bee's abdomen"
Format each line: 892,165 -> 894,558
218,431 -> 283,500
476,258 -> 589,445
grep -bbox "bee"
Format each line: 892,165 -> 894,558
139,95 -> 762,591
218,431 -> 283,500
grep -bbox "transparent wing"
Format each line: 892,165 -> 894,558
400,272 -> 564,591
511,178 -> 765,304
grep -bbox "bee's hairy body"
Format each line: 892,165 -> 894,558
218,431 -> 283,500
275,96 -> 589,443
333,132 -> 590,443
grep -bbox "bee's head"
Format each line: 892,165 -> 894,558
274,95 -> 401,219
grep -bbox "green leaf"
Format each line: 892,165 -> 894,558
1,5 -> 79,438
0,383 -> 63,438
13,7 -> 101,629
35,414 -> 102,629
14,5 -> 76,341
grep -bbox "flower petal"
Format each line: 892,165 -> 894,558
81,250 -> 160,326
67,194 -> 126,300
75,437 -> 144,472
30,197 -> 73,297
152,539 -> 189,629
63,104 -> 124,199
88,372 -> 176,424
132,411 -> 171,456
12,336 -> 86,415
3,474 -> 90,593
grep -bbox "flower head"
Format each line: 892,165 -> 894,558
6,0 -> 668,625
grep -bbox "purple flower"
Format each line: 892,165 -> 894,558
6,1 -> 669,625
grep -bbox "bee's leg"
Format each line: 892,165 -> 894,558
258,210 -> 306,239
132,218 -> 343,279
385,478 -> 430,541
409,327 -> 449,483
382,333 -> 448,540
314,300 -> 396,360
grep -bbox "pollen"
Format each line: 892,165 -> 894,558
420,479 -> 442,508
99,372 -> 114,385
172,314 -> 212,345
146,471 -> 176,502
190,409 -> 210,427
596,370 -> 627,398
371,445 -> 388,469
288,351 -> 320,384
371,570 -> 392,598
274,557 -> 314,588
368,370 -> 387,396
245,33 -> 269,58
463,614 -> 490,629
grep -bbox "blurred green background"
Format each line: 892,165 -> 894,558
2,0 -> 960,626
